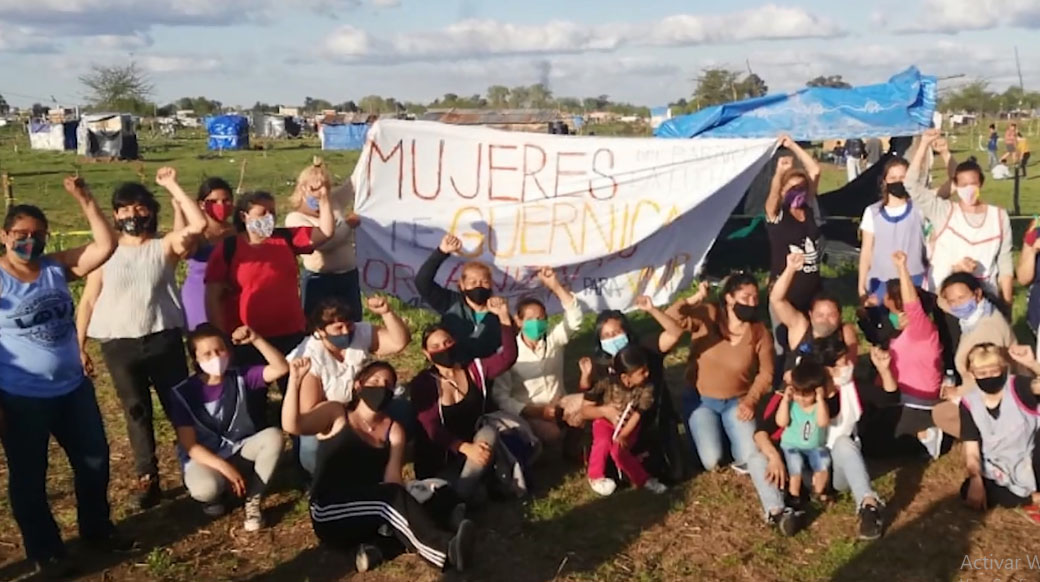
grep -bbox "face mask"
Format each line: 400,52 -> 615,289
886,182 -> 909,199
950,298 -> 978,321
783,188 -> 807,209
326,331 -> 353,350
463,286 -> 492,306
522,319 -> 549,342
733,303 -> 759,323
975,373 -> 1007,395
358,386 -> 391,412
430,345 -> 458,368
246,213 -> 276,238
305,197 -> 321,211
833,365 -> 853,386
198,355 -> 230,377
118,215 -> 155,235
10,235 -> 47,261
956,185 -> 979,205
204,201 -> 232,222
600,334 -> 629,356
888,312 -> 902,329
811,321 -> 838,338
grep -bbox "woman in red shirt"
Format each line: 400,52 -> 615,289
204,186 -> 334,403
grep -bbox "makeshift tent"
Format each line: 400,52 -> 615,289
206,115 -> 249,150
320,123 -> 368,150
656,68 -> 938,276
656,67 -> 937,141
77,114 -> 138,159
29,121 -> 77,151
253,114 -> 302,139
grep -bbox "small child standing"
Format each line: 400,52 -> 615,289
581,346 -> 667,496
777,360 -> 832,502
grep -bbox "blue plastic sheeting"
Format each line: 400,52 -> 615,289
205,115 -> 249,151
655,67 -> 937,140
322,123 -> 368,150
571,116 -> 585,130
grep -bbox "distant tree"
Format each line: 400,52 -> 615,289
0,94 -> 9,116
30,103 -> 48,118
738,73 -> 769,99
940,81 -> 997,114
303,96 -> 334,112
508,86 -> 531,109
806,75 -> 852,89
486,85 -> 510,108
527,83 -> 554,108
79,62 -> 155,114
337,101 -> 359,112
693,68 -> 742,108
156,104 -> 176,117
359,95 -> 387,113
556,97 -> 582,112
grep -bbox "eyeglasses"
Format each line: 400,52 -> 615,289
6,229 -> 48,240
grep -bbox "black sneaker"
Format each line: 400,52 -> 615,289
33,555 -> 80,580
134,474 -> 161,510
82,531 -> 138,554
768,507 -> 802,537
448,519 -> 475,572
355,544 -> 384,573
858,504 -> 884,540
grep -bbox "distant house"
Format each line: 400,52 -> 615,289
586,111 -> 619,123
279,106 -> 300,117
419,109 -> 568,133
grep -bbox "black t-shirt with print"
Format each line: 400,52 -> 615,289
767,210 -> 822,314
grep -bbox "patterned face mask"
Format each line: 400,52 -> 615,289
246,213 -> 276,238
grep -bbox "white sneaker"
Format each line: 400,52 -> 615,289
730,463 -> 750,476
589,478 -> 617,496
243,495 -> 263,532
920,427 -> 942,461
644,478 -> 667,494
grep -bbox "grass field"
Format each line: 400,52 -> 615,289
0,125 -> 1039,582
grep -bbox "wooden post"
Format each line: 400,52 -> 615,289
2,173 -> 12,209
236,159 -> 248,195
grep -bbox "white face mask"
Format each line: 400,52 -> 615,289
956,185 -> 979,205
833,364 -> 854,386
199,355 -> 230,377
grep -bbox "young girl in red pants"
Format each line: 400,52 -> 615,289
581,346 -> 667,496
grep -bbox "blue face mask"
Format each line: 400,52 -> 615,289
600,334 -> 629,356
305,196 -> 320,211
327,331 -> 353,349
950,299 -> 978,320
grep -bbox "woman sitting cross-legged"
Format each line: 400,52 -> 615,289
168,324 -> 289,531
283,359 -> 476,573
410,297 -> 518,501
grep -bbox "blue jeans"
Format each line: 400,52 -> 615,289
301,269 -> 362,322
0,380 -> 114,561
683,391 -> 757,471
782,446 -> 830,476
748,450 -> 787,518
830,435 -> 880,511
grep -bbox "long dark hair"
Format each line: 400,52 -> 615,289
717,272 -> 759,337
347,360 -> 398,411
592,310 -> 641,370
197,177 -> 233,202
878,157 -> 909,205
3,204 -> 48,231
611,345 -> 647,380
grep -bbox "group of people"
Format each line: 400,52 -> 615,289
987,122 -> 1032,177
2,126 -> 1040,579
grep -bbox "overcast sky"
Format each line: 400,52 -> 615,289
1,0 -> 1038,108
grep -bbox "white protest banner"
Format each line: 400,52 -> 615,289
352,120 -> 776,314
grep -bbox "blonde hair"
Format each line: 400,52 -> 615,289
965,342 -> 1007,373
290,156 -> 333,211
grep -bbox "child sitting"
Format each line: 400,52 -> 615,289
777,360 -> 832,502
581,346 -> 667,496
168,324 -> 290,530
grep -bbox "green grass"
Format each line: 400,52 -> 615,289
0,125 -> 1038,582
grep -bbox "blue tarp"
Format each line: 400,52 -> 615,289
322,123 -> 368,150
205,115 -> 249,151
655,67 -> 937,140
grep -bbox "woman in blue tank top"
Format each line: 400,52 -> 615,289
0,177 -> 125,577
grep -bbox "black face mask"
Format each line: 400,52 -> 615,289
732,303 -> 758,323
118,215 -> 156,235
976,373 -> 1007,395
887,182 -> 909,199
463,286 -> 492,306
430,345 -> 458,368
358,386 -> 391,412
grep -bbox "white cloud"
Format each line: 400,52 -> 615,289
896,0 -> 1040,33
370,0 -> 400,6
137,54 -> 221,74
0,22 -> 59,53
319,5 -> 845,64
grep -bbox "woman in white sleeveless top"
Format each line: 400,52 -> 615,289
76,167 -> 208,511
907,129 -> 1013,305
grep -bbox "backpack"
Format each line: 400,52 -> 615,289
222,229 -> 296,287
